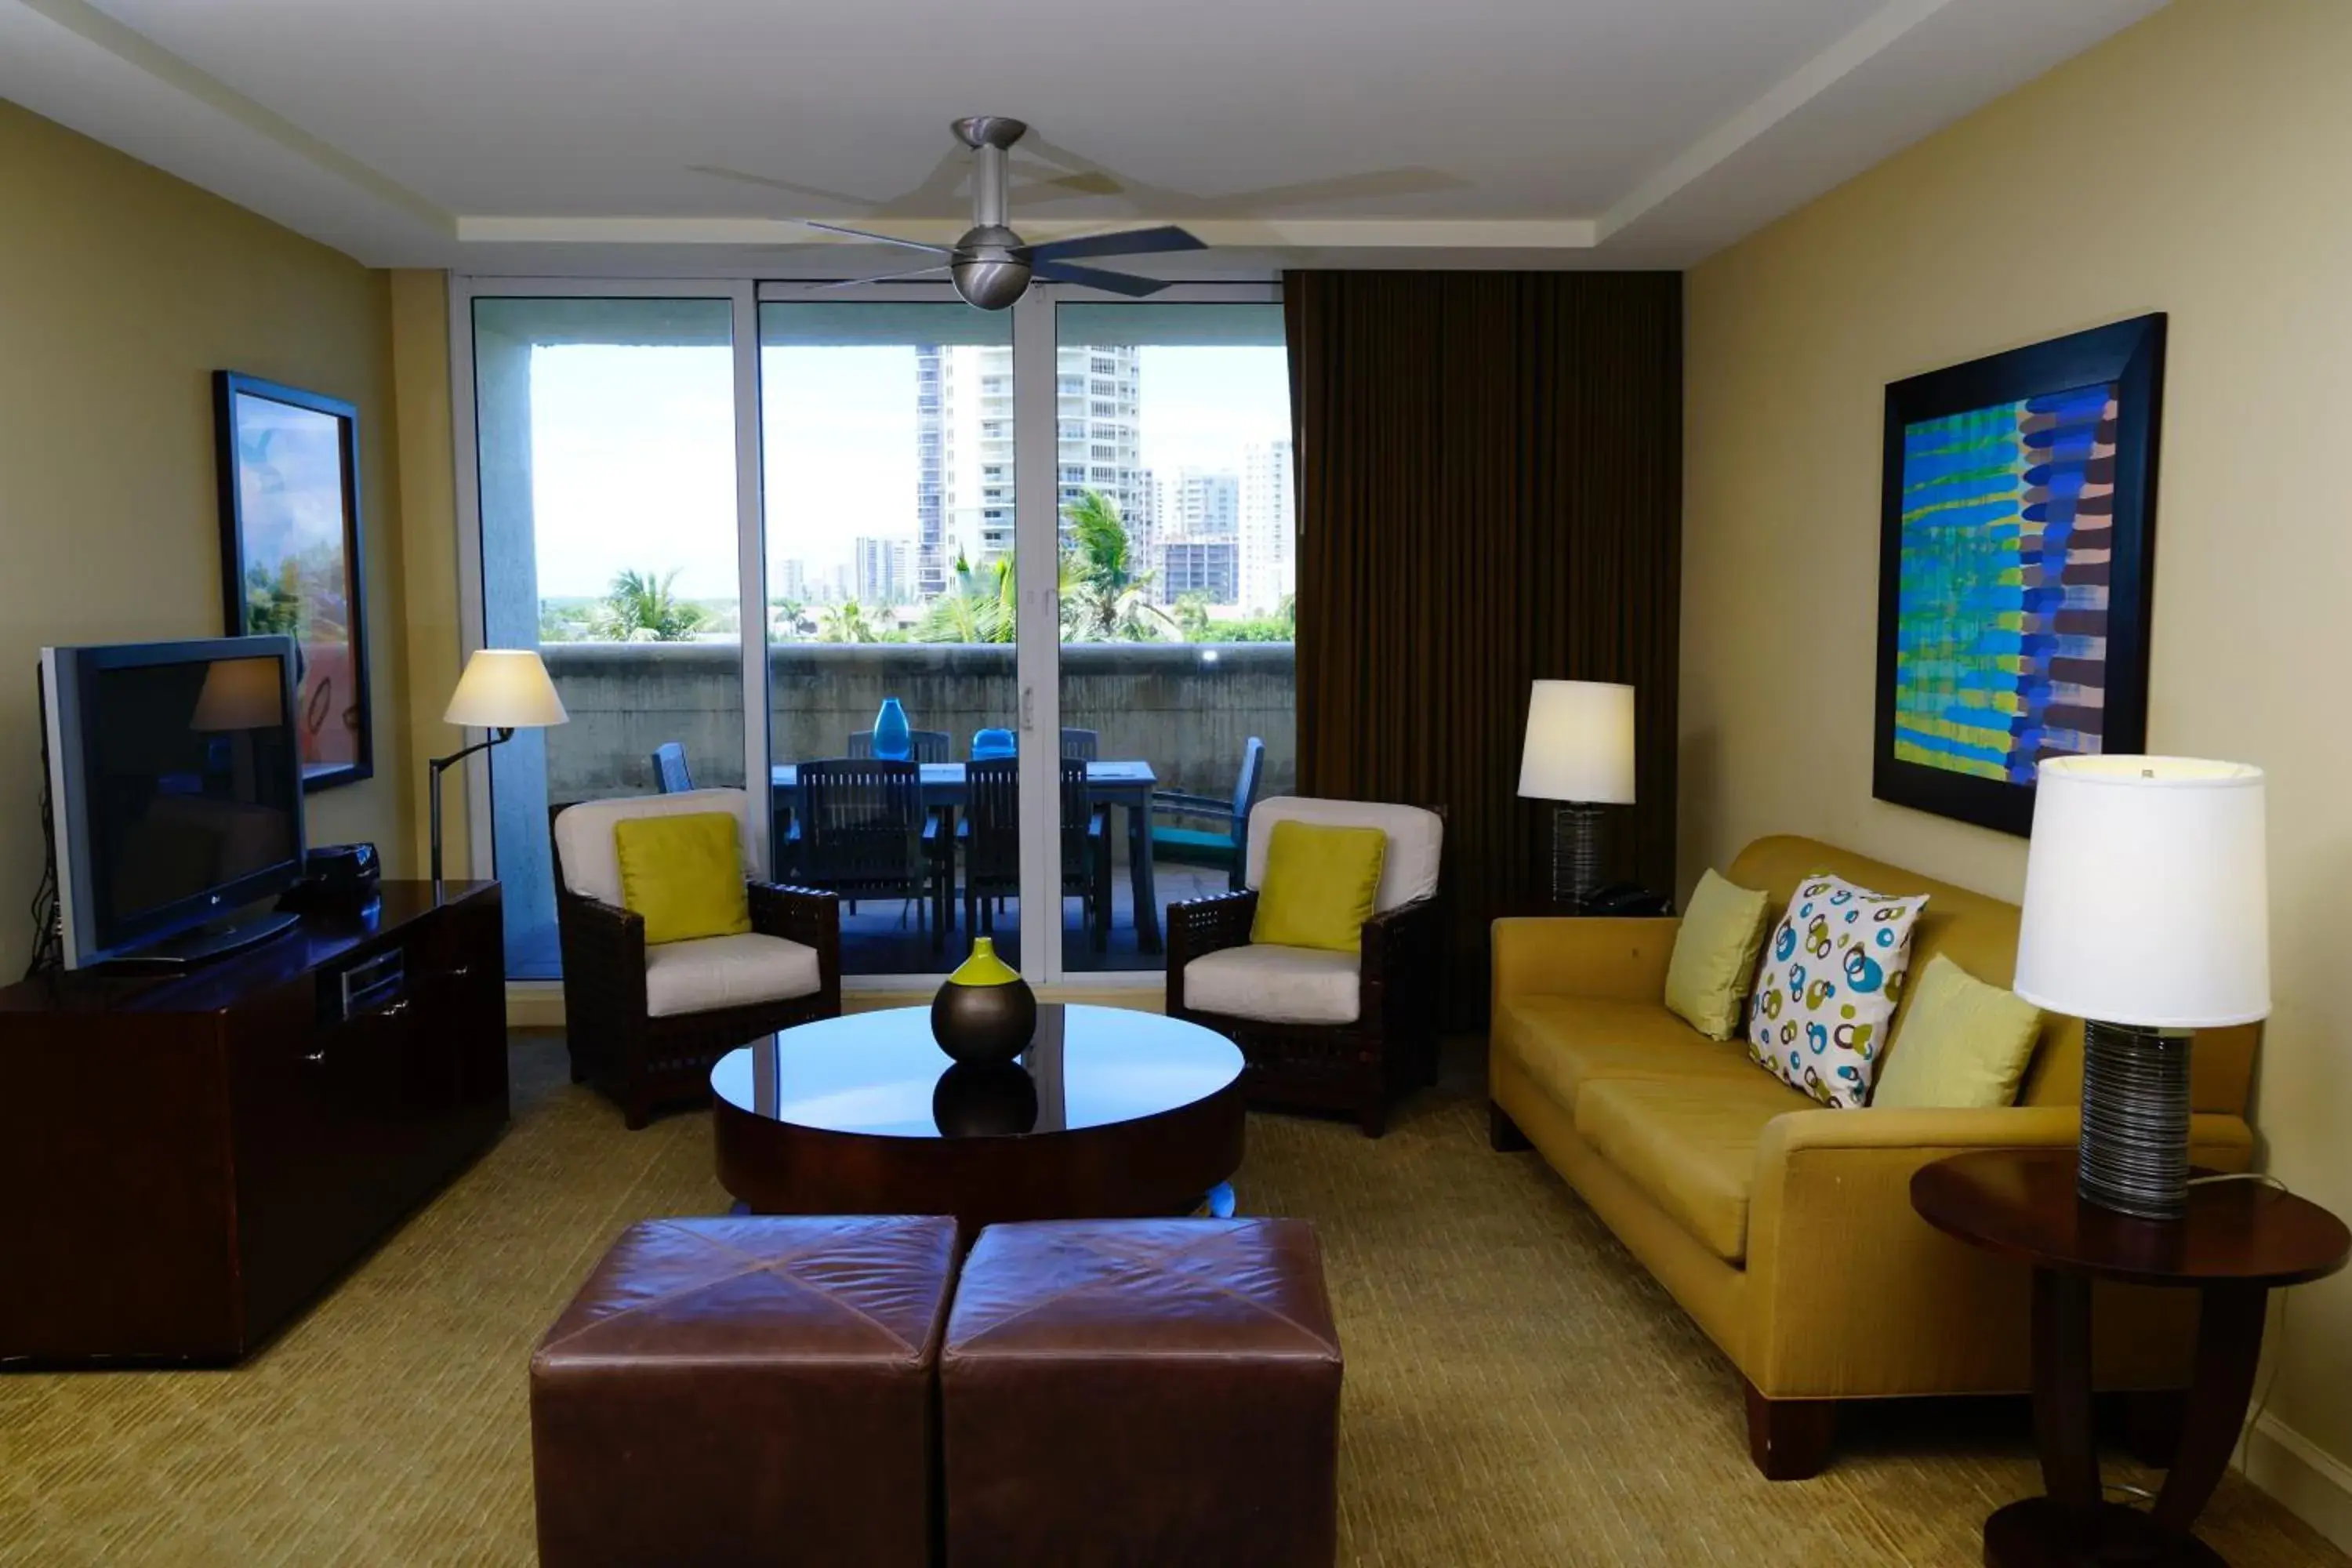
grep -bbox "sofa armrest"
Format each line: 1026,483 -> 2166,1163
554,889 -> 651,1036
1361,894 -> 1442,1038
1740,1106 -> 2254,1396
1166,890 -> 1258,1013
1490,916 -> 1679,1007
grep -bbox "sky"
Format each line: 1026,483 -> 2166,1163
526,339 -> 1291,601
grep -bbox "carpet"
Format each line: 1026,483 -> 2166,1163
1,1033 -> 2340,1566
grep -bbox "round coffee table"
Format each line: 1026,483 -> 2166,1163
710,1004 -> 1247,1237
1912,1150 -> 2350,1568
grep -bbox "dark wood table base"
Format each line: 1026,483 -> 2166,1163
1987,1498 -> 2225,1568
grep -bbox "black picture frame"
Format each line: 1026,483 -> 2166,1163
214,372 -> 372,792
1872,314 -> 2166,836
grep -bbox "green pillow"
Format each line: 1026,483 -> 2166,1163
1662,869 -> 1772,1040
614,811 -> 752,946
1251,819 -> 1388,953
1871,953 -> 2043,1109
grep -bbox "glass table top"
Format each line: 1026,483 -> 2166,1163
709,1004 -> 1245,1140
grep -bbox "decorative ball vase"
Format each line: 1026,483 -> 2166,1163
931,1061 -> 1040,1137
873,697 -> 913,760
930,938 -> 1036,1065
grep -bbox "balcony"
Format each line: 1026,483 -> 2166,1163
503,641 -> 1296,977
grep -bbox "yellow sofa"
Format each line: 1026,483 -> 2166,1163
1489,835 -> 2256,1479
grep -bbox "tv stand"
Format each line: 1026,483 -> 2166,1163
106,906 -> 303,969
0,880 -> 506,1365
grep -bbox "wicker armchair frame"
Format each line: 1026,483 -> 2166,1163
1166,887 -> 1443,1138
549,807 -> 842,1130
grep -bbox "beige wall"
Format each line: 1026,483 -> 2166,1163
0,100 -> 415,972
388,269 -> 466,873
1683,0 -> 2352,1531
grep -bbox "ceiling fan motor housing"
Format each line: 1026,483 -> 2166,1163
951,224 -> 1032,310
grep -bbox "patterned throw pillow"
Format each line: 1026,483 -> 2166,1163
1746,874 -> 1929,1109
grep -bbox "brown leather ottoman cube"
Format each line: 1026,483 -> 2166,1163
942,1218 -> 1343,1567
530,1214 -> 957,1568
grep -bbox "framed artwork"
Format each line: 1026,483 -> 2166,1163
214,372 -> 372,791
1873,314 -> 2166,836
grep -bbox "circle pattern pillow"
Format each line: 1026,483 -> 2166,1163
1747,873 -> 1930,1109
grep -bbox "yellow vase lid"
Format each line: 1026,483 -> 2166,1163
949,937 -> 1022,987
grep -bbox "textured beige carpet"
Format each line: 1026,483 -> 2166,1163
2,1032 -> 2342,1566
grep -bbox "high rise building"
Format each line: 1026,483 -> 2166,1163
916,343 -> 1146,586
771,557 -> 808,602
1160,539 -> 1239,605
1160,468 -> 1240,539
1240,439 -> 1294,615
852,535 -> 913,604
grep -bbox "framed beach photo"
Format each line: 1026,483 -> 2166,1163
1873,315 -> 2167,836
214,372 -> 372,790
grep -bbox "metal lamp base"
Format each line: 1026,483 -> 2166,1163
2078,1020 -> 2194,1221
1550,803 -> 1606,913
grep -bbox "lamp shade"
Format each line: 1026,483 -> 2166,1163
2013,756 -> 2269,1029
443,649 -> 568,729
1517,681 -> 1636,804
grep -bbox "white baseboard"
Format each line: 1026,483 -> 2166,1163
2241,1413 -> 2352,1555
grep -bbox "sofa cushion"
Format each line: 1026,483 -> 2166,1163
644,932 -> 822,1018
1251,820 -> 1387,953
1495,996 -> 1766,1114
1573,1075 -> 1809,1265
1746,873 -> 1928,1110
615,811 -> 753,946
1245,797 -> 1442,913
1663,869 -> 1773,1040
1184,944 -> 1360,1025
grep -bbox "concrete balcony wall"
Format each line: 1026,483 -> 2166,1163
539,641 -> 1297,808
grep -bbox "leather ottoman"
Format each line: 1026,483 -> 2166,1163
942,1218 -> 1344,1566
530,1214 -> 957,1568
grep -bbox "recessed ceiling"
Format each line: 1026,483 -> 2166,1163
0,0 -> 2167,274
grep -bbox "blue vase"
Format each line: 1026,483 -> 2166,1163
873,697 -> 912,760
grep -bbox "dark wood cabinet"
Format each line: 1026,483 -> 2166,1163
0,880 -> 507,1366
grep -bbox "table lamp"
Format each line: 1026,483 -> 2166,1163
1516,680 -> 1636,911
2013,756 -> 2270,1221
431,649 -> 568,883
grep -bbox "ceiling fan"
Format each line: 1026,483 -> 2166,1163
798,117 -> 1207,310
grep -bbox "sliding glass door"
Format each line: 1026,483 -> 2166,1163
467,295 -> 746,977
461,280 -> 1283,985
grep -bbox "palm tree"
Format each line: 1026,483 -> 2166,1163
815,599 -> 879,644
1061,489 -> 1175,642
593,568 -> 708,642
916,554 -> 1017,644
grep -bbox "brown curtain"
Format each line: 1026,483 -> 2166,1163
1283,271 -> 1682,1016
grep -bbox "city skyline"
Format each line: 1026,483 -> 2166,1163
528,339 -> 1291,615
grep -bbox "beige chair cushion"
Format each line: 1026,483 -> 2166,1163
1184,943 -> 1361,1025
1495,996 -> 1766,1114
644,932 -> 821,1018
1574,1075 -> 1809,1265
1244,797 -> 1442,913
554,789 -> 759,907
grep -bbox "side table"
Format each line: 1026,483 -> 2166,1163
1911,1149 -> 2349,1567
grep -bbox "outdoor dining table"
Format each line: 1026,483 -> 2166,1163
771,758 -> 1163,953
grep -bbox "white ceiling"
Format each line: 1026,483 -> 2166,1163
0,0 -> 2167,275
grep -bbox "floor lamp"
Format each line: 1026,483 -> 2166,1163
1516,681 -> 1636,912
432,649 -> 569,884
2013,756 -> 2270,1220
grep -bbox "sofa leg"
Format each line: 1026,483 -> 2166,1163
1489,1102 -> 1533,1152
1358,1101 -> 1388,1138
1744,1380 -> 1837,1480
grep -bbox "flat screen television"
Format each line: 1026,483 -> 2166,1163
38,637 -> 307,969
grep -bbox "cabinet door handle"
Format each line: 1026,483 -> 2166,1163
381,999 -> 412,1018
449,964 -> 472,979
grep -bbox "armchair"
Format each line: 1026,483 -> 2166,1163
550,789 -> 841,1129
1167,797 -> 1445,1137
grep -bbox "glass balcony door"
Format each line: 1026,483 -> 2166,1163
464,293 -> 753,978
1047,302 -> 1296,975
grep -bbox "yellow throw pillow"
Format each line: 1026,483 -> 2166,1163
613,811 -> 751,946
1662,869 -> 1772,1040
1250,819 -> 1388,953
1871,953 -> 2043,1109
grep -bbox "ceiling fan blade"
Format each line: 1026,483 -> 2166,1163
801,264 -> 953,292
1031,260 -> 1171,298
799,220 -> 953,255
1023,225 -> 1205,264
